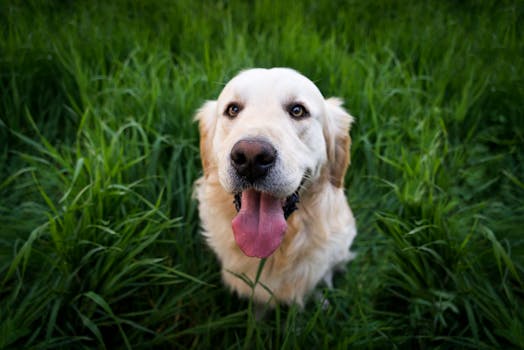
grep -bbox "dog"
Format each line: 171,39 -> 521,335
194,68 -> 356,307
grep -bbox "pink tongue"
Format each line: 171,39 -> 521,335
231,189 -> 287,258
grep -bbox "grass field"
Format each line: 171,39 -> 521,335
1,0 -> 523,348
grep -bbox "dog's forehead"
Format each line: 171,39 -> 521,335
218,68 -> 324,104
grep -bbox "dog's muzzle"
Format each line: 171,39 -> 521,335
230,138 -> 300,220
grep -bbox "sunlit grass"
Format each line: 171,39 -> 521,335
1,0 -> 523,348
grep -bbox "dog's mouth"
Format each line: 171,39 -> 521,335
231,189 -> 300,259
233,191 -> 299,219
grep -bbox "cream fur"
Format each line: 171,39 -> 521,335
194,68 -> 356,306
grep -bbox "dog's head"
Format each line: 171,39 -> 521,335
196,68 -> 353,258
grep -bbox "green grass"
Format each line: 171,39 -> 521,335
1,0 -> 523,348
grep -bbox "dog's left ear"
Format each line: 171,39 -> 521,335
323,98 -> 354,188
194,101 -> 218,177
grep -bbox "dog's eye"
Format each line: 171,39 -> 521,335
288,104 -> 308,119
225,103 -> 242,118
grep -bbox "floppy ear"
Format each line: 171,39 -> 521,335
323,97 -> 354,188
194,101 -> 218,177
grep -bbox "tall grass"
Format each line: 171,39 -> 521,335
1,0 -> 523,348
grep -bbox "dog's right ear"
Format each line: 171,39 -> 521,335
194,101 -> 218,177
323,98 -> 354,188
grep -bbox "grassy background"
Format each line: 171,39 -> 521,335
1,0 -> 523,348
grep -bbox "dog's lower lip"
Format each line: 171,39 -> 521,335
282,191 -> 300,219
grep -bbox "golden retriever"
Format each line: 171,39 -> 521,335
194,68 -> 356,307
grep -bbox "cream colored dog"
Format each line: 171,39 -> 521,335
194,68 -> 356,306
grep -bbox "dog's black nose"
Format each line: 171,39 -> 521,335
230,139 -> 276,182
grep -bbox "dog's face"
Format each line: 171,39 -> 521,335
216,68 -> 327,196
197,68 -> 353,258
